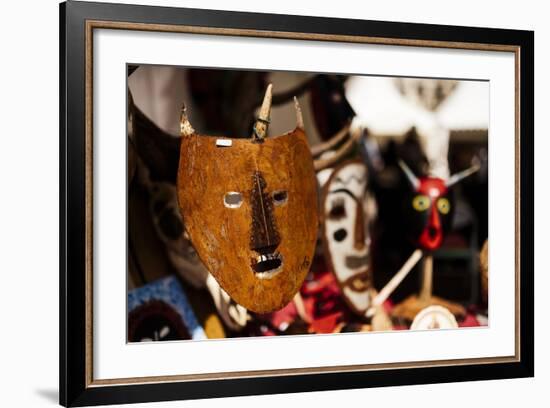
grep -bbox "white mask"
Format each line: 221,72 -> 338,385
321,160 -> 373,315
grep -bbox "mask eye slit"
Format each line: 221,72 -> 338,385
224,192 -> 243,208
272,190 -> 288,206
329,198 -> 346,219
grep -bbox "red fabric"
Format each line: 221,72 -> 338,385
458,313 -> 481,328
247,256 -> 487,336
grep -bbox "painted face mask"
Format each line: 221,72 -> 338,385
399,160 -> 478,251
147,180 -> 209,288
321,160 -> 374,315
177,85 -> 319,313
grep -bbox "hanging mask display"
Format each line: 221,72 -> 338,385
177,85 -> 319,313
321,160 -> 374,315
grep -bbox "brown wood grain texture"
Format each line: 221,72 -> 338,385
177,127 -> 318,313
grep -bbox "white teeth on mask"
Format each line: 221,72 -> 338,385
253,253 -> 284,279
257,253 -> 281,263
255,268 -> 283,280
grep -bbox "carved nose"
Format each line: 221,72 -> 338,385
249,171 -> 281,254
353,199 -> 366,250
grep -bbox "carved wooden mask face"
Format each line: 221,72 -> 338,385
321,160 -> 373,315
177,87 -> 318,313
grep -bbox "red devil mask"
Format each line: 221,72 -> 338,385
399,160 -> 478,252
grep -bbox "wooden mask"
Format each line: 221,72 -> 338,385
321,159 -> 373,315
177,85 -> 318,313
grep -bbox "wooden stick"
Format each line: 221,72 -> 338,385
365,249 -> 423,317
445,164 -> 480,187
293,292 -> 311,323
419,254 -> 433,301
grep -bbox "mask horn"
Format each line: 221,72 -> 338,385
180,103 -> 195,137
252,83 -> 273,141
398,159 -> 420,190
294,96 -> 304,129
445,164 -> 480,188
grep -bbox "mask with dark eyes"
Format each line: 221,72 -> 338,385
399,160 -> 478,251
320,159 -> 374,315
147,181 -> 207,288
177,85 -> 318,313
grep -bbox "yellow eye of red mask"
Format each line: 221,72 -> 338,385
437,197 -> 451,214
412,195 -> 430,211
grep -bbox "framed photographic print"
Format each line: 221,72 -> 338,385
59,0 -> 534,406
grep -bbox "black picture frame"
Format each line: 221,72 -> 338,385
60,1 -> 534,406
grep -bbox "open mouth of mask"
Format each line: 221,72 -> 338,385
344,254 -> 369,270
251,252 -> 284,279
